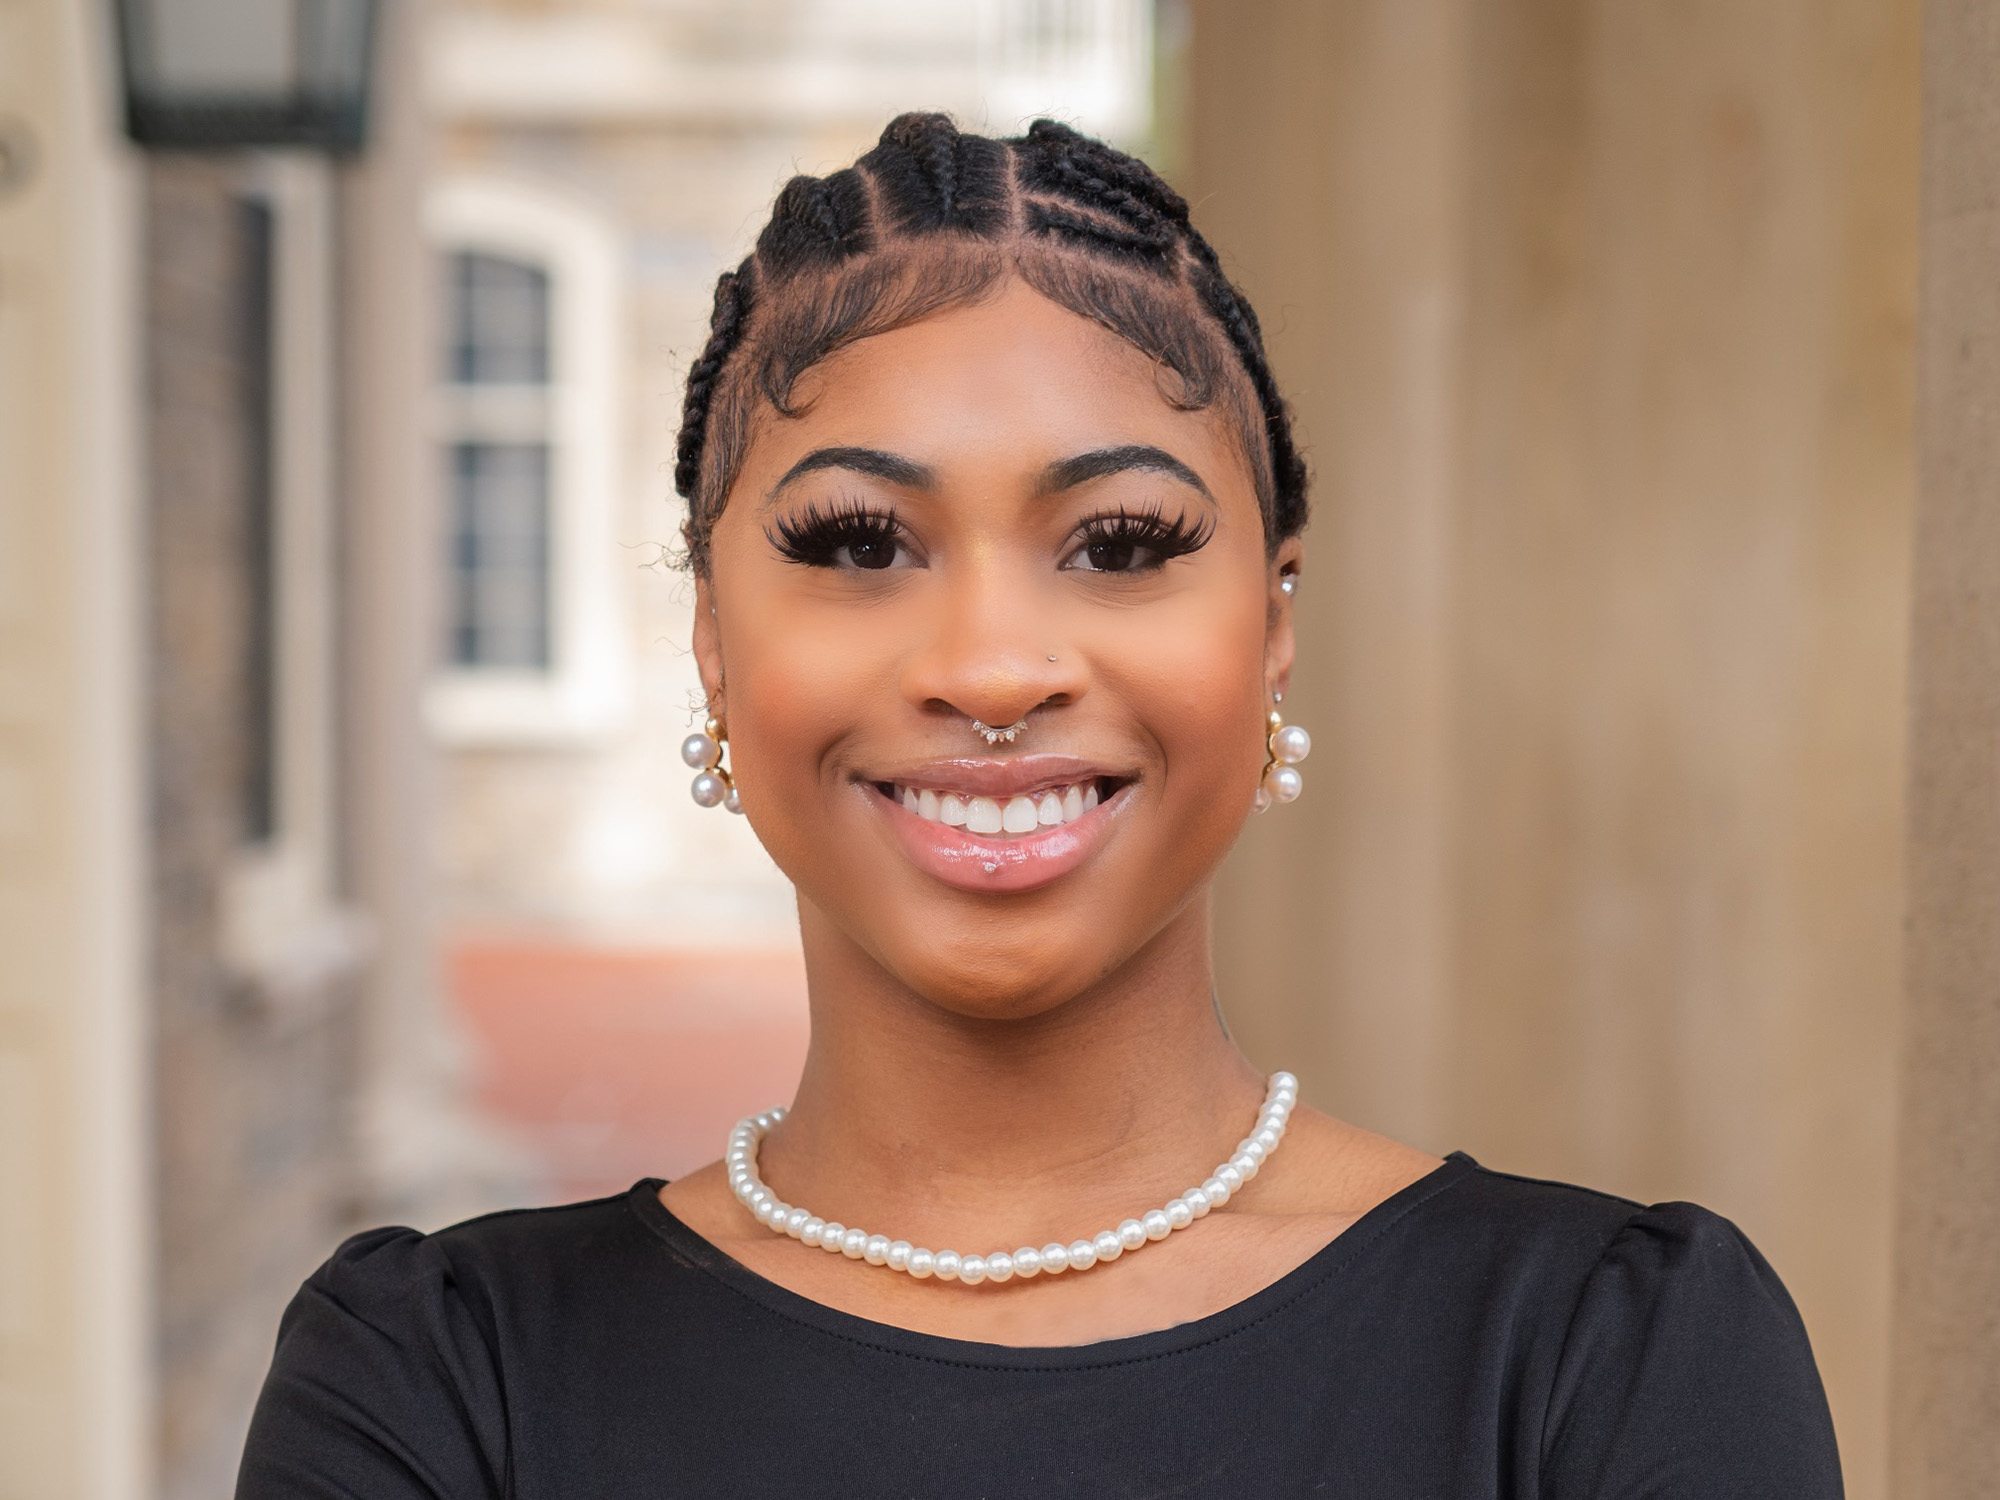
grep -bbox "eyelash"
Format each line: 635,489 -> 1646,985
766,497 -> 907,569
763,497 -> 1217,573
1065,502 -> 1216,573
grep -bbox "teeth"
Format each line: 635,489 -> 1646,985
965,797 -> 1004,835
895,780 -> 1110,836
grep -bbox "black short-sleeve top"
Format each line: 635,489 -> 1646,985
236,1153 -> 1843,1498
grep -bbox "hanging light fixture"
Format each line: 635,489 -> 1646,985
114,0 -> 378,154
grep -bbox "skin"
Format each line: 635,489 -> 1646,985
664,275 -> 1438,1345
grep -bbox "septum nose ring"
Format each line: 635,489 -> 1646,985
970,717 -> 1029,746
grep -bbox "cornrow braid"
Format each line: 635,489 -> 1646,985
674,112 -> 1308,573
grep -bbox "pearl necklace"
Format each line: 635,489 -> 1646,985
726,1071 -> 1298,1285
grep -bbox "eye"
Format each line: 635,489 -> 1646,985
1062,503 -> 1216,575
767,499 -> 917,571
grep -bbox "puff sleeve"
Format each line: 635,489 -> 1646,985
1540,1203 -> 1843,1498
235,1227 -> 508,1500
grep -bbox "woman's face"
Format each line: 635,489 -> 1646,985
695,276 -> 1299,1018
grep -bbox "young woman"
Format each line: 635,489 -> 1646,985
240,115 -> 1841,1497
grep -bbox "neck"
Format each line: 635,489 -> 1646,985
756,894 -> 1268,1249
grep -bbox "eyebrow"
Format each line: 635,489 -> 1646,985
1035,445 -> 1215,504
768,446 -> 937,500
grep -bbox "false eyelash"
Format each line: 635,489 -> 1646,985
766,496 -> 905,568
1072,502 -> 1216,565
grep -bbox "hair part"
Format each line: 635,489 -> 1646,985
675,114 -> 1308,574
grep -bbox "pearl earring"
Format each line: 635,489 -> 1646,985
1253,705 -> 1311,812
682,713 -> 743,814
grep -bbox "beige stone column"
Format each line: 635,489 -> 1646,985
338,0 -> 481,1221
1891,2 -> 2000,1492
1192,4 -> 1919,1495
0,1 -> 149,1495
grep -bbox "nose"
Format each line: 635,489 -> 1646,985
899,568 -> 1086,732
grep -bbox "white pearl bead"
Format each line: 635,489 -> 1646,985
820,1221 -> 845,1252
863,1234 -> 890,1266
959,1255 -> 987,1286
691,771 -> 729,808
1252,786 -> 1273,814
1067,1239 -> 1097,1271
1012,1247 -> 1042,1279
801,1217 -> 825,1247
1142,1210 -> 1172,1241
1271,1072 -> 1297,1094
1216,1164 -> 1244,1192
1117,1218 -> 1147,1252
723,785 -> 743,815
1184,1187 -> 1211,1217
841,1228 -> 868,1259
907,1248 -> 934,1279
757,1198 -> 784,1226
1273,724 -> 1312,765
1166,1199 -> 1194,1230
887,1240 -> 912,1272
933,1251 -> 961,1282
1093,1230 -> 1122,1263
785,1207 -> 810,1237
1266,764 -> 1304,803
1232,1153 -> 1259,1180
1040,1242 -> 1069,1274
1253,1126 -> 1280,1151
680,732 -> 720,769
1242,1139 -> 1267,1164
986,1252 -> 1014,1283
1202,1177 -> 1229,1206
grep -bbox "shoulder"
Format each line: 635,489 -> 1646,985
241,1188 -> 661,1497
299,1189 -> 644,1320
1409,1162 -> 1840,1493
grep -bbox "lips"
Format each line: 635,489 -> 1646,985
860,755 -> 1132,895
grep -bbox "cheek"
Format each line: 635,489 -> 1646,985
712,587 -> 885,803
1093,584 -> 1272,798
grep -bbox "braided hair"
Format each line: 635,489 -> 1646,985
675,114 -> 1308,573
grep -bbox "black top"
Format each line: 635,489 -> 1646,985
237,1153 -> 1842,1498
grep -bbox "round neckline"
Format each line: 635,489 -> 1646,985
624,1150 -> 1480,1371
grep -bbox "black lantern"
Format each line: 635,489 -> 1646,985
115,0 -> 377,154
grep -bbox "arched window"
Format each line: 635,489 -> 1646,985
425,177 -> 629,743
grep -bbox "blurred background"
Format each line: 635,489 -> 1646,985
7,0 -> 1999,1497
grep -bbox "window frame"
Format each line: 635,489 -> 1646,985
424,175 -> 630,745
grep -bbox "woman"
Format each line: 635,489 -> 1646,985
240,115 -> 1841,1497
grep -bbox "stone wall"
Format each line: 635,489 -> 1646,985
144,157 -> 365,1500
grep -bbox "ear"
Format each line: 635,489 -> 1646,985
691,573 -> 725,714
1264,537 -> 1304,701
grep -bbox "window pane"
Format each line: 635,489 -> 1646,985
447,251 -> 550,385
449,442 -> 551,669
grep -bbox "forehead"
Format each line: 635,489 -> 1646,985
731,277 -> 1255,499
